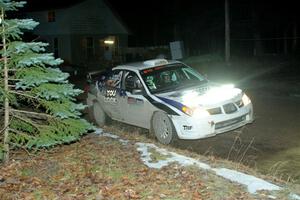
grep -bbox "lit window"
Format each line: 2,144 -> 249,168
48,11 -> 55,22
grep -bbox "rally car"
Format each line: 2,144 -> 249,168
86,59 -> 254,144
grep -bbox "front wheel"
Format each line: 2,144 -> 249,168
152,112 -> 177,144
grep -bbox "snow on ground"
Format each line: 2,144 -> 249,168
95,128 -> 300,199
213,168 -> 280,194
136,142 -> 281,195
136,143 -> 210,170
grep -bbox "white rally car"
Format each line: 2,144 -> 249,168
86,59 -> 254,144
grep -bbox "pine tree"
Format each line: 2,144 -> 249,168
0,0 -> 92,163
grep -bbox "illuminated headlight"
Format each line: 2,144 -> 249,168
242,93 -> 251,106
182,106 -> 210,117
220,84 -> 234,89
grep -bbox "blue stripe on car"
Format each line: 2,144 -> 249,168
143,95 -> 179,115
156,96 -> 185,113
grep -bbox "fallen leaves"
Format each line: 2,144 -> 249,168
0,133 -> 255,199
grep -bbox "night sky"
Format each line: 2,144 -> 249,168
24,0 -> 300,50
107,0 -> 300,46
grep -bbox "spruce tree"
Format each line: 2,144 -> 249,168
0,0 -> 92,163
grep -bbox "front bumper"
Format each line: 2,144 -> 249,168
171,103 -> 254,140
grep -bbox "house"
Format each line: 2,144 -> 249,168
26,0 -> 129,71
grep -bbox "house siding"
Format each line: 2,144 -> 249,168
26,0 -> 129,70
70,34 -> 128,70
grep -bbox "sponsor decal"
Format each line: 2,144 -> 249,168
104,89 -> 117,103
128,97 -> 144,105
127,97 -> 136,104
136,98 -> 144,105
106,89 -> 117,97
141,66 -> 165,74
183,125 -> 192,130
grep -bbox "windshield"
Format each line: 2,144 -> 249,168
140,64 -> 207,94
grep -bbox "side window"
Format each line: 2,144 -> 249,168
96,69 -> 122,90
123,71 -> 143,93
111,70 -> 123,89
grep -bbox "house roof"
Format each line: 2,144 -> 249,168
103,0 -> 131,35
25,0 -> 84,12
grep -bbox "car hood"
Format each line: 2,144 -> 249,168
156,83 -> 242,108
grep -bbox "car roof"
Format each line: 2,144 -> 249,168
113,59 -> 181,71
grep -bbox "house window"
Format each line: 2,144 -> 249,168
86,37 -> 94,58
48,11 -> 55,22
53,38 -> 58,58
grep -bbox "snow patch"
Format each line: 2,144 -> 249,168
94,128 -> 103,135
136,143 -> 211,170
96,130 -> 300,199
213,168 -> 281,194
135,142 -> 292,198
290,194 -> 300,200
94,129 -> 129,145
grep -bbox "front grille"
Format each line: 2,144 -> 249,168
207,107 -> 222,115
196,86 -> 209,94
215,115 -> 246,130
223,103 -> 237,114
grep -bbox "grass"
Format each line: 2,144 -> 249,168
257,145 -> 300,184
148,147 -> 172,163
1,119 -> 300,199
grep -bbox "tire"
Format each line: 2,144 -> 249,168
152,112 -> 177,144
93,102 -> 107,127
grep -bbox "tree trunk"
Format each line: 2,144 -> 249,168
292,22 -> 297,53
225,0 -> 230,63
251,4 -> 263,56
284,29 -> 288,55
1,8 -> 10,163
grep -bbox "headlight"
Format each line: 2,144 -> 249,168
242,93 -> 251,106
182,106 -> 210,117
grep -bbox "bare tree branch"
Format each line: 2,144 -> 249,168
12,114 -> 40,130
8,78 -> 21,81
8,128 -> 35,139
10,108 -> 53,120
9,90 -> 40,100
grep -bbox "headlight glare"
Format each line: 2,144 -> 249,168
182,106 -> 210,117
